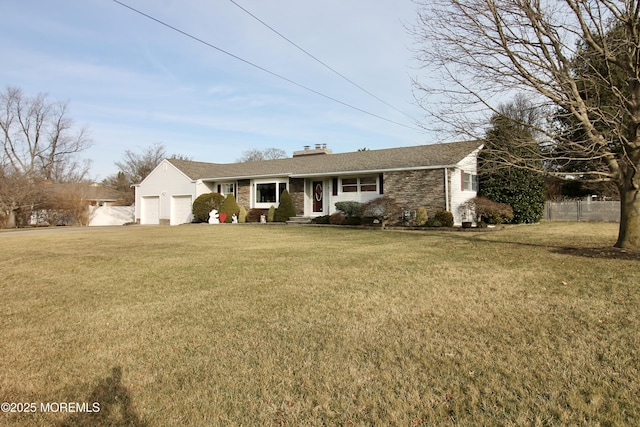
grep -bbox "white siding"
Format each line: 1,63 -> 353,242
304,176 -> 382,216
329,192 -> 380,215
449,148 -> 481,225
135,160 -> 196,224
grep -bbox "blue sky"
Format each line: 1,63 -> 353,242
1,0 -> 434,180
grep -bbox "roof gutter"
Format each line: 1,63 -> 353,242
196,164 -> 459,182
290,164 -> 459,178
199,173 -> 291,182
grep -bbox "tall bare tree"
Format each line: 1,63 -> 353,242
113,143 -> 167,185
411,0 -> 640,249
237,147 -> 287,162
0,86 -> 91,181
0,86 -> 91,226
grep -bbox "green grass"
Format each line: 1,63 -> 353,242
1,223 -> 638,426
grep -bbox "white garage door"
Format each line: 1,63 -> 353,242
171,195 -> 193,225
141,196 -> 160,224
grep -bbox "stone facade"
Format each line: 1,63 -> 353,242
237,179 -> 251,210
383,169 -> 447,214
289,178 -> 305,216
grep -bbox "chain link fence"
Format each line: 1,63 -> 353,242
544,200 -> 619,222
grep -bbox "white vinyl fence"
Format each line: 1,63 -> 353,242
544,200 -> 619,222
89,206 -> 135,226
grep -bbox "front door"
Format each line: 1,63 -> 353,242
312,181 -> 323,213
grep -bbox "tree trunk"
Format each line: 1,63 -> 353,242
615,185 -> 640,249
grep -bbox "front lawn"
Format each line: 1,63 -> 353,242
1,223 -> 638,425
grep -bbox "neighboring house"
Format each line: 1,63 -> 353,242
134,141 -> 483,226
34,182 -> 133,226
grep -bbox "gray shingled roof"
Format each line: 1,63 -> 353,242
168,141 -> 482,181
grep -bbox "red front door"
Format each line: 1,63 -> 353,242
313,181 -> 323,213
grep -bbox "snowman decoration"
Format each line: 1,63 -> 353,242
208,209 -> 220,224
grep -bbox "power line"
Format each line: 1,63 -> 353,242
228,0 -> 418,123
110,0 -> 422,131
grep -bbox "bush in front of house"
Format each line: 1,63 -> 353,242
334,201 -> 362,218
329,212 -> 346,225
466,197 -> 514,225
345,216 -> 362,225
220,194 -> 240,223
267,205 -> 275,222
430,210 -> 454,227
192,192 -> 225,223
247,208 -> 266,222
275,189 -> 297,222
416,207 -> 428,226
311,215 -> 330,224
357,197 -> 403,229
238,206 -> 247,223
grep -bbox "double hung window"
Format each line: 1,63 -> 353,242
341,176 -> 377,193
463,173 -> 478,191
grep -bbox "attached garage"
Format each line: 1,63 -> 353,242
171,195 -> 193,225
140,196 -> 160,225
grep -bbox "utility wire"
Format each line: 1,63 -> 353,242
110,0 -> 422,131
228,0 -> 418,122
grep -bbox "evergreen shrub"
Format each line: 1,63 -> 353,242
220,194 -> 240,223
334,201 -> 361,217
416,207 -> 428,226
433,210 -> 454,227
238,206 -> 247,223
267,205 -> 275,222
192,193 -> 225,223
345,216 -> 362,225
275,189 -> 297,222
311,215 -> 330,224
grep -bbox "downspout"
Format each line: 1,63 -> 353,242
444,167 -> 450,212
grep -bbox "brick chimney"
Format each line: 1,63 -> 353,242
293,144 -> 332,157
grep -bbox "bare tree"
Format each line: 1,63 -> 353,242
114,143 -> 167,185
0,167 -> 41,227
411,0 -> 640,249
237,147 -> 287,162
0,86 -> 91,182
0,87 -> 91,227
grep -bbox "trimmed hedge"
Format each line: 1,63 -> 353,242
247,208 -> 267,223
238,206 -> 247,223
334,201 -> 361,217
275,189 -> 297,222
416,207 -> 428,226
432,210 -> 454,227
192,193 -> 225,223
220,194 -> 240,223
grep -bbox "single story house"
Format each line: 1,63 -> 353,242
134,141 -> 483,226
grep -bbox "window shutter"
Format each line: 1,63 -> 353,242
332,178 -> 338,196
217,184 -> 222,194
379,173 -> 384,194
461,170 -> 465,191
